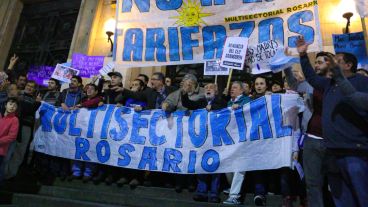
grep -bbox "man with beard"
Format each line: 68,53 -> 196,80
297,36 -> 368,207
181,83 -> 227,203
284,51 -> 334,207
56,76 -> 84,180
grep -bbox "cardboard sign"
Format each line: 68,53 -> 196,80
204,60 -> 229,76
51,64 -> 80,83
220,37 -> 249,70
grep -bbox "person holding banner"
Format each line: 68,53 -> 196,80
223,81 -> 252,205
162,73 -> 204,192
56,76 -> 84,180
297,36 -> 368,207
181,82 -> 227,203
95,71 -> 125,185
70,84 -> 102,183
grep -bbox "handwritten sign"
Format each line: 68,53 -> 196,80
204,60 -> 229,76
99,62 -> 115,76
220,37 -> 249,70
71,53 -> 105,78
28,66 -> 55,86
333,32 -> 368,69
51,64 -> 80,83
245,40 -> 280,74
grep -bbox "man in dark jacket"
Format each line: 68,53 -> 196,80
116,72 -> 175,110
181,83 -> 227,203
56,76 -> 84,180
297,36 -> 368,207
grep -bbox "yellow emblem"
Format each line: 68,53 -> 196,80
171,0 -> 214,26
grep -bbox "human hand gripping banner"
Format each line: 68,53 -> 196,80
115,0 -> 322,67
33,94 -> 302,174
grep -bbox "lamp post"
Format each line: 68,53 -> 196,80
104,18 -> 116,57
343,12 -> 354,34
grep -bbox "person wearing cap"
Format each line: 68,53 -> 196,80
94,71 -> 125,185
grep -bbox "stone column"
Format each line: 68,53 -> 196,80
0,0 -> 23,70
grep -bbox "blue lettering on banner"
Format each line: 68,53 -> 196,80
149,111 -> 167,146
118,144 -> 135,166
258,17 -> 284,44
201,0 -> 225,6
229,21 -> 255,38
122,0 -> 150,13
100,105 -> 115,139
130,111 -> 151,145
174,111 -> 185,148
271,95 -> 292,137
146,28 -> 166,62
39,104 -> 55,132
210,109 -> 234,146
188,110 -> 208,148
250,97 -> 273,140
201,149 -> 220,172
96,140 -> 111,163
138,146 -> 158,170
123,29 -> 143,61
168,27 -> 180,61
156,0 -> 182,11
234,108 -> 247,142
53,111 -> 69,134
180,27 -> 199,60
202,25 -> 226,59
162,148 -> 182,172
188,150 -> 197,173
288,11 -> 314,47
75,137 -> 90,161
110,107 -> 131,141
87,108 -> 99,138
69,110 -> 82,136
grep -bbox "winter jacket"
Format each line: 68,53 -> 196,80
57,88 -> 83,107
300,54 -> 368,153
0,113 -> 19,156
163,86 -> 205,112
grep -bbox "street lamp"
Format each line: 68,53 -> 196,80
343,12 -> 353,34
104,18 -> 116,56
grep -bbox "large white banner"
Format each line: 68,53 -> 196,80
115,0 -> 322,67
34,94 -> 301,174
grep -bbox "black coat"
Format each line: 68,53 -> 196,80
121,86 -> 176,109
181,93 -> 227,111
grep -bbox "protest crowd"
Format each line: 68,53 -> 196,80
0,36 -> 367,207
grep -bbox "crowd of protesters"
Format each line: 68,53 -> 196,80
0,36 -> 367,207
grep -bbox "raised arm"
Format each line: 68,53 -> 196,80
296,36 -> 330,91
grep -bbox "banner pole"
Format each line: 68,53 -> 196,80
361,17 -> 368,56
215,75 -> 218,85
226,68 -> 233,90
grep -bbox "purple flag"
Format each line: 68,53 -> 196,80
71,53 -> 105,78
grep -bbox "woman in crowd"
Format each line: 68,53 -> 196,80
0,98 -> 19,183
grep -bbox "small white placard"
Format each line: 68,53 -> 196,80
220,37 -> 249,70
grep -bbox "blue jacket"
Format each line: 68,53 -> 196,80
227,95 -> 251,107
300,55 -> 368,152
